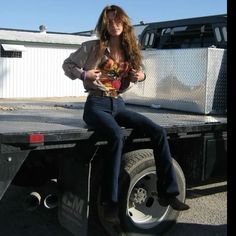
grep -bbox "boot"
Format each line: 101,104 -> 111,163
158,196 -> 190,211
102,201 -> 120,224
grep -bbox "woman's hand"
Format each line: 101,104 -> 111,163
129,69 -> 146,83
84,69 -> 102,81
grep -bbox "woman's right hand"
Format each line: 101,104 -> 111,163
83,69 -> 108,91
85,69 -> 102,81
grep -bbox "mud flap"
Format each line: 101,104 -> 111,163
0,149 -> 30,200
57,147 -> 95,236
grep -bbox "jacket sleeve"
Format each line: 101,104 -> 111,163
62,41 -> 91,80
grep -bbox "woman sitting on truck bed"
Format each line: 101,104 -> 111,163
62,4 -> 190,223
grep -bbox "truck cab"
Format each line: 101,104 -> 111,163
138,14 -> 227,50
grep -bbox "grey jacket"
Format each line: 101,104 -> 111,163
62,39 -> 145,93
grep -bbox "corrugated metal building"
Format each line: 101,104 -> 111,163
0,28 -> 94,98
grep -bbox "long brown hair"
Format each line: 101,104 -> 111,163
95,5 -> 142,70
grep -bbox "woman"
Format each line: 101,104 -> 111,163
62,5 -> 189,223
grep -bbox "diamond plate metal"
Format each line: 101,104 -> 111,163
123,48 -> 227,114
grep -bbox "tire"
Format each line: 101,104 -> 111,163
118,149 -> 186,236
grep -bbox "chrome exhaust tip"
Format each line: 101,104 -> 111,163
24,191 -> 41,211
43,193 -> 58,209
23,179 -> 59,211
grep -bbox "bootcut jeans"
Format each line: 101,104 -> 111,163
83,95 -> 179,203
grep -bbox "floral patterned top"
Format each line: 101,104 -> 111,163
98,56 -> 131,92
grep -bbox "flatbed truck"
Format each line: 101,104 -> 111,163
0,96 -> 226,236
0,14 -> 227,236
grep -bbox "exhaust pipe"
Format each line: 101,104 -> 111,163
24,191 -> 41,211
43,179 -> 59,209
24,179 -> 59,211
43,193 -> 58,209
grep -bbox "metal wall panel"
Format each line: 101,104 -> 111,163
123,48 -> 227,114
0,45 -> 85,98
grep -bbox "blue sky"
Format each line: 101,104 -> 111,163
1,0 -> 227,33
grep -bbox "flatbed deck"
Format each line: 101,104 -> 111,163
0,97 -> 227,142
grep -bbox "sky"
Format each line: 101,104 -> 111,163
0,0 -> 227,33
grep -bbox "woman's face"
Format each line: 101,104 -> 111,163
107,10 -> 123,37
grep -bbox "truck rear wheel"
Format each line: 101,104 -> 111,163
118,149 -> 186,235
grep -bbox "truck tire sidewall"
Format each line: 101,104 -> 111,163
119,149 -> 186,236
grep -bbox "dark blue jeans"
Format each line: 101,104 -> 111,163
83,95 -> 179,203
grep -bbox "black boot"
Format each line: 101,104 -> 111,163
158,197 -> 190,211
102,201 -> 120,224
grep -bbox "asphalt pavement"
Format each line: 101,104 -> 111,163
0,180 -> 227,236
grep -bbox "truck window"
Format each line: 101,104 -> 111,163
142,31 -> 160,48
158,23 -> 215,49
216,25 -> 227,43
215,27 -> 222,42
222,26 -> 227,42
140,15 -> 227,50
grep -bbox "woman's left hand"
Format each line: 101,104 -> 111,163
129,69 -> 146,83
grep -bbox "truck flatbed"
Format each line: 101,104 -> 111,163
0,97 -> 226,142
